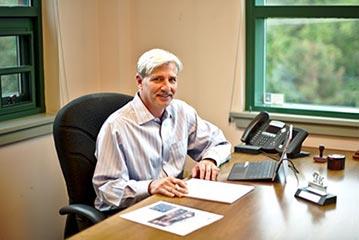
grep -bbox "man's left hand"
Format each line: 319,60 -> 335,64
191,159 -> 219,181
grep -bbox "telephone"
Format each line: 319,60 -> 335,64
238,111 -> 309,158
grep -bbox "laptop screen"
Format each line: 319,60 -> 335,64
279,124 -> 293,161
273,125 -> 293,181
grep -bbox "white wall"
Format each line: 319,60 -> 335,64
0,0 -> 358,239
131,0 -> 244,143
0,135 -> 66,240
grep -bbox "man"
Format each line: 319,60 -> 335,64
93,48 -> 231,211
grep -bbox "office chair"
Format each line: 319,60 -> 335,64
53,92 -> 133,238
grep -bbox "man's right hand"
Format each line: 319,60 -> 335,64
148,176 -> 188,197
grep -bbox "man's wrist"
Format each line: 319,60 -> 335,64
147,180 -> 154,195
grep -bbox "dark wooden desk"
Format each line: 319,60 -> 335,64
69,148 -> 359,240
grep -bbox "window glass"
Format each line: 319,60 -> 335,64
1,73 -> 20,98
0,0 -> 43,121
246,2 -> 359,119
265,18 -> 359,112
264,0 -> 359,5
0,36 -> 18,68
0,35 -> 31,67
0,0 -> 31,7
1,72 -> 31,106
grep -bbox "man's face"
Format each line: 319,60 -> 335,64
137,62 -> 178,117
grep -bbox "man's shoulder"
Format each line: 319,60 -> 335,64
105,101 -> 135,125
171,99 -> 193,110
168,99 -> 197,120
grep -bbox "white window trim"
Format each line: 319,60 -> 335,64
0,113 -> 54,146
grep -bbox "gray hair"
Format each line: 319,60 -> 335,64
136,48 -> 183,78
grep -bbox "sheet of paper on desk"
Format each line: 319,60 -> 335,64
120,201 -> 223,236
185,178 -> 255,204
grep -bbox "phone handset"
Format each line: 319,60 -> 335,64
241,111 -> 269,144
237,111 -> 309,158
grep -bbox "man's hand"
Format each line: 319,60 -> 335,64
148,176 -> 188,197
191,159 -> 219,181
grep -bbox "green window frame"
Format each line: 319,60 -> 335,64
246,0 -> 359,119
0,0 -> 44,122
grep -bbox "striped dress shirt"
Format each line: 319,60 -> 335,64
93,93 -> 231,211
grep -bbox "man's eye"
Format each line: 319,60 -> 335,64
169,78 -> 177,83
151,77 -> 162,82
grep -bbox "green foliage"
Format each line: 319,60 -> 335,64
266,0 -> 359,5
0,0 -> 30,6
266,18 -> 359,107
0,36 -> 19,96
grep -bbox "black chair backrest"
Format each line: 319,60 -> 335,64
53,92 -> 133,206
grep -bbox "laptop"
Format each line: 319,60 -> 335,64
227,125 -> 293,181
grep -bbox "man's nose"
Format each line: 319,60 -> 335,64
160,79 -> 171,90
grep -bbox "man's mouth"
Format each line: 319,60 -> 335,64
158,94 -> 172,99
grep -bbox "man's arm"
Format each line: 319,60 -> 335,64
93,122 -> 150,211
187,111 -> 231,180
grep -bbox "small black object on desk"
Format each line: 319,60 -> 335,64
313,144 -> 327,163
352,150 -> 359,161
295,171 -> 337,206
327,154 -> 345,170
234,144 -> 261,154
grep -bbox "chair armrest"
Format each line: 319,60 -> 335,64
59,204 -> 106,224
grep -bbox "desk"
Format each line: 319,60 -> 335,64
69,148 -> 359,239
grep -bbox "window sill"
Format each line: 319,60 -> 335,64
229,111 -> 359,138
0,113 -> 55,146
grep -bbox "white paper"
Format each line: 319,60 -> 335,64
120,201 -> 223,236
299,190 -> 321,203
185,178 -> 254,204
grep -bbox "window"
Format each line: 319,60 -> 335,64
0,0 -> 44,121
246,0 -> 359,119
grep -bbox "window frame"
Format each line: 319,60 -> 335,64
245,0 -> 359,119
0,0 -> 44,122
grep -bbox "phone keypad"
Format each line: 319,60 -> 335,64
250,132 -> 281,149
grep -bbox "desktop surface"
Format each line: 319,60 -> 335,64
69,147 -> 359,240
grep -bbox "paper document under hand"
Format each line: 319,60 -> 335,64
185,178 -> 254,204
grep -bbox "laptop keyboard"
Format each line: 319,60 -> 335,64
244,161 -> 275,178
227,160 -> 277,180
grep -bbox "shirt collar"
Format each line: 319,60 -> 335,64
132,92 -> 173,125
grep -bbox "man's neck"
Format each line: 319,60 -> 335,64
152,109 -> 165,119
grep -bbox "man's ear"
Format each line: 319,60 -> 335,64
136,74 -> 143,89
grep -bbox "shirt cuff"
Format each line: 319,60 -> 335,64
134,179 -> 153,198
202,144 -> 232,166
201,158 -> 218,166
